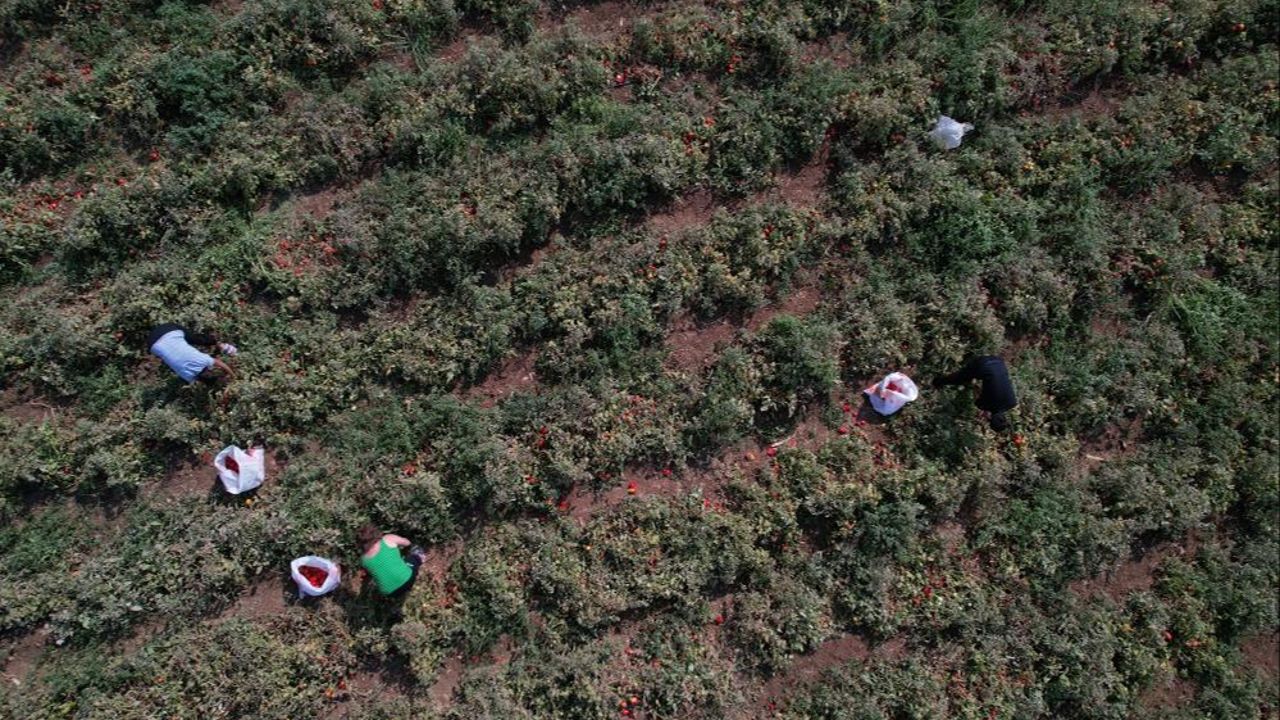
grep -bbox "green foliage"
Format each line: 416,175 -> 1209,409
0,0 -> 1276,717
729,576 -> 832,674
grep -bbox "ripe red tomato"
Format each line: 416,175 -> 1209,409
299,566 -> 329,587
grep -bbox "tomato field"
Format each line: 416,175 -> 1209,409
0,1 -> 1277,718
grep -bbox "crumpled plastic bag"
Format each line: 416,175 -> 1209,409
863,372 -> 920,416
213,445 -> 265,494
928,115 -> 973,150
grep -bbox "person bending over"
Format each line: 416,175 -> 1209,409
934,355 -> 1017,431
147,323 -> 235,384
357,525 -> 427,597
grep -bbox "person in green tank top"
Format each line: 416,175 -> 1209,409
356,524 -> 427,596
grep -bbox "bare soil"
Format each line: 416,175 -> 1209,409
143,448 -> 282,503
0,389 -> 58,424
465,350 -> 539,407
498,241 -> 559,283
1043,88 -> 1122,122
419,539 -> 463,582
1077,416 -> 1145,474
325,659 -> 411,719
219,574 -> 294,622
0,626 -> 50,688
541,0 -> 653,43
428,654 -> 465,707
800,32 -> 855,69
1241,631 -> 1280,681
664,280 -> 824,374
289,185 -> 347,222
745,283 -> 823,332
114,616 -> 168,657
563,464 -> 722,521
645,154 -> 830,239
435,31 -> 479,62
1069,538 -> 1190,601
1138,673 -> 1196,711
561,389 -> 887,524
746,634 -> 908,719
664,316 -> 740,373
383,48 -> 417,72
752,161 -> 828,211
645,189 -> 720,237
146,457 -> 219,502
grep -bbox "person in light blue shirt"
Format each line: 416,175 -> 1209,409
147,324 -> 235,384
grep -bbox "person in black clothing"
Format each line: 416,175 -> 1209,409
933,355 -> 1017,431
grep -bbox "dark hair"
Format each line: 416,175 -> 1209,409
989,412 -> 1011,432
356,524 -> 381,550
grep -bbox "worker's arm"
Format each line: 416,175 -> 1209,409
934,358 -> 981,387
384,534 -> 412,548
211,357 -> 234,380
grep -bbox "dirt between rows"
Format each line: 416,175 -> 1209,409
559,391 -> 890,525
747,635 -> 908,718
142,448 -> 284,503
537,0 -> 656,42
0,389 -> 59,424
465,349 -> 539,408
1076,415 -> 1145,476
1139,673 -> 1196,711
1068,535 -> 1195,602
644,155 -> 828,239
0,625 -> 51,688
1241,631 -> 1280,682
435,0 -> 665,63
664,281 -> 823,374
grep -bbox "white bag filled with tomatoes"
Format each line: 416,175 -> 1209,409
864,372 -> 919,416
291,556 -> 341,597
213,445 -> 265,494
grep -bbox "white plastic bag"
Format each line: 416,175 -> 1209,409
291,556 -> 341,597
928,115 -> 973,150
863,372 -> 920,416
213,445 -> 265,494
